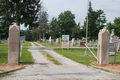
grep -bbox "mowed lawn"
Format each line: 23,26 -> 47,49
54,48 -> 120,66
0,43 -> 8,65
0,41 -> 34,65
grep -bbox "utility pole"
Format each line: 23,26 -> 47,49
85,0 -> 89,56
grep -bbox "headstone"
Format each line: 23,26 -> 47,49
79,42 -> 85,47
50,39 -> 53,45
20,36 -> 25,42
71,38 -> 75,46
82,37 -> 86,42
77,38 -> 79,43
8,24 -> 20,64
49,36 -> 51,42
43,37 -> 46,42
98,29 -> 110,65
89,40 -> 92,47
110,29 -> 115,43
109,43 -> 115,55
117,39 -> 120,51
56,38 -> 60,45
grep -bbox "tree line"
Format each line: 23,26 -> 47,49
0,1 -> 120,41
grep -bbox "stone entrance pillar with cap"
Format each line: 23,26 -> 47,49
8,24 -> 20,64
98,29 -> 110,65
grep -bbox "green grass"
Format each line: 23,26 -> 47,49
0,41 -> 34,65
109,51 -> 120,64
20,48 -> 34,64
40,51 -> 61,65
0,46 -> 8,65
0,42 -> 8,65
37,42 -> 60,47
54,48 -> 97,66
0,42 -> 8,47
54,48 -> 120,66
23,41 -> 32,47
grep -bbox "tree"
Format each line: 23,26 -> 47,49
107,17 -> 120,37
50,17 -> 60,41
25,29 -> 32,41
20,30 -> 26,36
32,29 -> 39,41
0,0 -> 41,28
35,3 -> 49,42
71,23 -> 82,39
0,18 -> 11,39
58,10 -> 76,37
83,1 -> 106,40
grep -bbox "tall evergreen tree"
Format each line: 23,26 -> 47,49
0,18 -> 12,39
83,1 -> 106,39
0,0 -> 41,28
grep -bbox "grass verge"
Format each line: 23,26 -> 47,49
54,48 -> 120,66
23,41 -> 32,47
54,48 -> 97,66
0,43 -> 8,65
40,51 -> 61,65
20,48 -> 34,64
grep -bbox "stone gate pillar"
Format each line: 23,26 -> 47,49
8,24 -> 20,64
98,29 -> 110,65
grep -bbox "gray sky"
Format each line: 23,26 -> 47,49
21,0 -> 120,30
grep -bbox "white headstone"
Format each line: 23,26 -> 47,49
49,36 -> 51,43
71,38 -> 75,46
110,29 -> 115,43
56,38 -> 60,45
89,40 -> 92,47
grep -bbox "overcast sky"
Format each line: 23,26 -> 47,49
21,0 -> 120,30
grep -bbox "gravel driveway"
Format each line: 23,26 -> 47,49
1,42 -> 120,80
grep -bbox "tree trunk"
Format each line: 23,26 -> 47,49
16,21 -> 20,30
16,21 -> 20,26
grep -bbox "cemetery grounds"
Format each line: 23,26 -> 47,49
0,41 -> 120,77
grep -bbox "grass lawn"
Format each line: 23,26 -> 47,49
109,51 -> 120,64
0,42 -> 8,47
0,46 -> 8,65
0,41 -> 34,65
23,41 -> 32,47
54,48 -> 120,66
20,41 -> 34,64
37,42 -> 60,47
20,48 -> 34,64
